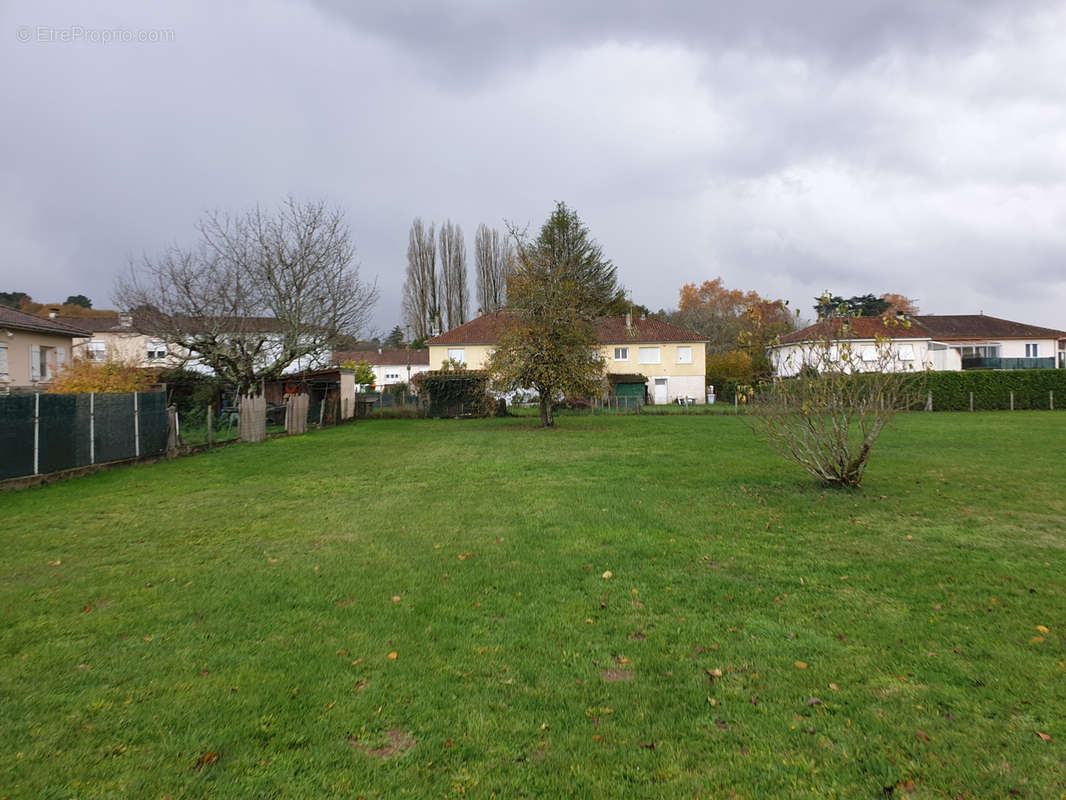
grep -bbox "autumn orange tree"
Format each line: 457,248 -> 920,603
487,203 -> 621,427
51,358 -> 158,394
663,278 -> 795,389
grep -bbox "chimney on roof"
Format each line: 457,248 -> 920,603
48,311 -> 57,319
625,311 -> 632,330
378,347 -> 382,355
119,313 -> 132,328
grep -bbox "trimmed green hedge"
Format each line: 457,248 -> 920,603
924,369 -> 1065,411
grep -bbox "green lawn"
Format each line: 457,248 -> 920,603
1,413 -> 1064,798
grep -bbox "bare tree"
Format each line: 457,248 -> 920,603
474,223 -> 512,314
401,218 -> 439,340
438,220 -> 468,330
115,197 -> 377,440
748,314 -> 925,488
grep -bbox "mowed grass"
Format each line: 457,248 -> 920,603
1,413 -> 1064,798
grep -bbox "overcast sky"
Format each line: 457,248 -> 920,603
3,0 -> 1065,332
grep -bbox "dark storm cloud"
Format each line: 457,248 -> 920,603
2,0 -> 1065,331
311,0 -> 1021,80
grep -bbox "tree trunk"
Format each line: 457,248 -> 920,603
539,396 -> 554,427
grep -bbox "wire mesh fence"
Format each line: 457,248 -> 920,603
0,391 -> 168,480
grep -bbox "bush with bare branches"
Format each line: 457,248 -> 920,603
749,317 -> 925,488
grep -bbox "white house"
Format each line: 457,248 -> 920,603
332,348 -> 431,388
771,313 -> 1066,378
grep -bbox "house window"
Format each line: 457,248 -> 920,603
614,347 -> 629,361
146,340 -> 167,361
0,343 -> 7,377
1026,343 -> 1040,358
897,344 -> 915,361
861,346 -> 877,362
677,346 -> 692,364
638,347 -> 661,364
385,372 -> 400,380
87,340 -> 107,361
447,348 -> 466,365
827,345 -> 840,361
31,344 -> 55,381
959,345 -> 1000,359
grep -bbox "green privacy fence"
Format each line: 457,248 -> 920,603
0,391 -> 168,480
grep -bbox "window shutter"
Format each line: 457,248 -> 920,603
31,344 -> 41,380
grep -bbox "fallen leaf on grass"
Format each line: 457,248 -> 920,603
807,698 -> 823,706
387,651 -> 398,660
76,664 -> 91,670
829,683 -> 840,691
794,661 -> 808,669
391,596 -> 401,603
48,560 -> 61,566
915,730 -> 931,742
195,751 -> 219,769
1036,625 -> 1049,634
1030,636 -> 1046,644
637,741 -> 655,749
602,571 -> 613,579
444,738 -> 453,747
1035,731 -> 1052,742
143,635 -> 153,642
458,553 -> 472,561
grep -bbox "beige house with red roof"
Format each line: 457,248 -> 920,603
426,312 -> 708,404
0,306 -> 91,392
771,313 -> 1066,378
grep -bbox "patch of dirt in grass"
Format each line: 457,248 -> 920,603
335,597 -> 354,607
601,668 -> 633,682
350,729 -> 415,760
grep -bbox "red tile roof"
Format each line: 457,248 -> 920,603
333,348 -> 430,366
777,316 -> 930,344
0,306 -> 92,337
779,313 -> 1066,346
913,314 -> 1066,340
426,312 -> 706,345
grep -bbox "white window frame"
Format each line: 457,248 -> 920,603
860,346 -> 877,362
613,347 -> 629,361
638,347 -> 661,365
897,344 -> 915,361
0,342 -> 7,378
447,348 -> 466,365
146,340 -> 167,361
676,346 -> 692,364
1026,343 -> 1040,358
87,339 -> 107,361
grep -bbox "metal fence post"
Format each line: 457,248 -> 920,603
1051,390 -> 1055,411
33,393 -> 40,475
89,392 -> 96,464
1009,391 -> 1014,411
207,403 -> 214,445
134,392 -> 140,457
969,391 -> 973,412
